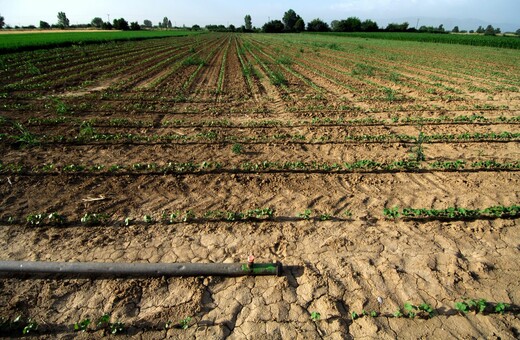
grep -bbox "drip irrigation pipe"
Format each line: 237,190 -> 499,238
0,260 -> 282,277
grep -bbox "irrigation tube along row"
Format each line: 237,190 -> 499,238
0,260 -> 283,277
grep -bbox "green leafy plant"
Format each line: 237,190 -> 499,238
410,132 -> 426,161
310,312 -> 321,322
298,209 -> 312,220
81,213 -> 109,226
403,302 -> 435,319
494,302 -> 510,314
73,318 -> 91,332
26,213 -> 45,226
393,309 -> 403,318
22,319 -> 38,335
178,316 -> 192,330
231,143 -> 243,154
351,311 -> 359,320
455,298 -> 488,314
319,213 -> 332,221
143,215 -> 154,224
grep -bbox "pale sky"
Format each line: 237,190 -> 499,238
1,0 -> 518,30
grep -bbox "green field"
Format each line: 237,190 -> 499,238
0,30 -> 202,53
309,32 -> 520,49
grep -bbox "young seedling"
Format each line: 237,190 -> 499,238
310,312 -> 321,322
298,209 -> 312,220
22,319 -> 38,335
393,309 -> 403,318
494,302 -> 510,314
178,316 -> 192,330
73,318 -> 91,332
351,311 -> 359,320
26,213 -> 45,226
143,215 -> 154,224
319,213 -> 332,221
231,143 -> 243,154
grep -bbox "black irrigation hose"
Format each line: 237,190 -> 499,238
0,260 -> 283,277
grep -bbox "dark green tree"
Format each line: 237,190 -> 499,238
484,24 -> 495,35
91,17 -> 103,28
168,20 -> 172,28
476,25 -> 484,33
294,18 -> 305,32
494,27 -> 501,34
361,19 -> 378,32
113,18 -> 129,31
57,12 -> 70,28
307,18 -> 330,32
39,21 -> 51,29
244,14 -> 252,31
162,17 -> 169,28
102,21 -> 113,30
283,9 -> 303,32
263,20 -> 284,33
192,24 -> 201,31
0,14 -> 4,29
516,28 -> 520,36
344,17 -> 362,31
452,26 -> 459,33
130,22 -> 141,30
385,22 -> 409,32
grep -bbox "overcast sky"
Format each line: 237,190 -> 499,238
1,0 -> 519,29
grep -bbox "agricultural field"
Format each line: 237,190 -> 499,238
0,32 -> 519,338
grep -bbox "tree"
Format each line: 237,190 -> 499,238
91,17 -> 103,28
476,26 -> 484,33
39,21 -> 51,29
361,19 -> 378,32
344,17 -> 362,31
0,14 -> 4,29
516,29 -> 520,36
130,22 -> 141,31
294,18 -> 305,32
244,15 -> 252,31
495,27 -> 501,34
262,20 -> 284,33
283,9 -> 303,32
452,26 -> 459,33
162,17 -> 169,28
102,21 -> 113,30
168,20 -> 172,28
307,18 -> 330,32
57,12 -> 70,28
484,24 -> 495,35
192,24 -> 201,31
113,18 -> 129,31
143,20 -> 152,28
385,22 -> 409,32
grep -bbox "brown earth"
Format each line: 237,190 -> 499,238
0,33 -> 519,338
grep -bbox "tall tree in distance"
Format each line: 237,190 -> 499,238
244,14 -> 252,31
162,17 -> 169,29
91,17 -> 103,28
143,20 -> 152,28
0,14 -> 5,29
168,20 -> 172,28
39,21 -> 51,29
57,12 -> 70,28
283,9 -> 303,32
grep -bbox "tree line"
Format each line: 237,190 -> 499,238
0,10 -> 518,36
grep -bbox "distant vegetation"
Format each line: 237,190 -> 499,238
0,31 -> 201,54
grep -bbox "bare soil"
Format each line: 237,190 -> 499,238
0,33 -> 519,338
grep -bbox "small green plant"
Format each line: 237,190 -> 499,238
455,298 -> 488,314
231,143 -> 243,154
270,70 -> 287,86
178,316 -> 192,330
78,121 -> 95,139
310,312 -> 321,322
393,309 -> 403,318
22,319 -> 38,335
96,313 -> 125,335
403,302 -> 435,319
80,213 -> 109,226
343,210 -> 352,218
409,132 -> 426,161
183,210 -> 195,222
143,215 -> 154,224
319,213 -> 332,221
298,209 -> 312,220
109,321 -> 125,335
124,217 -> 132,226
370,311 -> 378,317
73,318 -> 91,332
383,206 -> 400,219
26,213 -> 45,226
48,212 -> 65,225
351,311 -> 359,320
494,302 -> 509,314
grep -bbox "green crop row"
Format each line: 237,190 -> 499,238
383,205 -> 520,219
312,32 -> 520,50
1,159 -> 519,176
1,160 -> 519,175
0,30 -> 202,54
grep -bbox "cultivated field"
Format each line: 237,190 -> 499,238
0,32 -> 519,338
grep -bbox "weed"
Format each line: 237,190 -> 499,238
182,55 -> 206,67
310,312 -> 321,322
276,56 -> 293,65
385,88 -> 396,102
78,121 -> 95,138
351,63 -> 374,77
12,122 -> 39,147
54,99 -> 70,115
